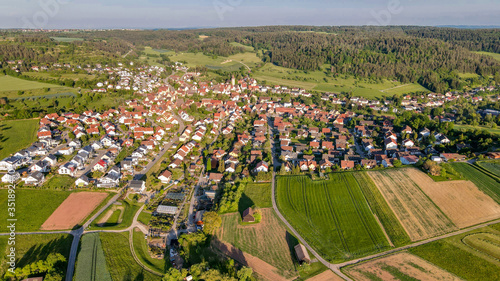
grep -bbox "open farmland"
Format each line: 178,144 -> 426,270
41,192 -> 108,230
0,119 -> 39,160
217,208 -> 297,278
0,189 -> 71,232
345,252 -> 462,281
451,163 -> 500,204
276,174 -> 391,263
476,160 -> 500,179
353,172 -> 411,247
407,168 -> 500,228
75,233 -> 112,281
100,232 -> 161,281
368,169 -> 456,241
409,224 -> 500,281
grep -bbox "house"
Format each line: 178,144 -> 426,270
419,128 -> 431,138
75,175 -> 90,187
169,158 -> 183,169
341,160 -> 355,170
361,159 -> 377,169
225,163 -> 236,173
0,157 -> 22,171
158,170 -> 172,184
129,180 -> 146,193
23,171 -> 45,186
93,159 -> 108,172
440,153 -> 466,162
58,162 -> 77,177
382,158 -> 396,168
209,173 -> 223,183
43,154 -> 58,166
400,155 -> 419,165
242,207 -> 255,222
384,138 -> 398,150
254,161 -> 269,173
97,173 -> 120,188
402,139 -> 415,148
31,160 -> 50,173
294,244 -> 311,264
2,171 -> 20,183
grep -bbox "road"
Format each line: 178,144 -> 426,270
349,129 -> 366,158
75,149 -> 108,178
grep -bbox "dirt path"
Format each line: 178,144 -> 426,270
213,239 -> 290,281
373,213 -> 394,247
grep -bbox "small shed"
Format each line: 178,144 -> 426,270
294,244 -> 311,264
242,207 -> 255,223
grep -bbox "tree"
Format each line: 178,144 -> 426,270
203,211 -> 222,234
218,160 -> 225,173
393,159 -> 402,168
237,267 -> 254,281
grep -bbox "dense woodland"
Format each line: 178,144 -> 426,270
1,26 -> 500,92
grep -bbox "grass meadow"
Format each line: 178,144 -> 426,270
91,199 -> 141,230
132,228 -> 166,274
276,174 -> 391,263
0,119 -> 39,160
0,189 -> 72,232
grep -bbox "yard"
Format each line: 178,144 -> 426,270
0,119 -> 39,160
0,189 -> 72,232
99,232 -> 162,281
276,174 -> 391,263
42,174 -> 76,189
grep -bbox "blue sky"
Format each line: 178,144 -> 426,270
0,0 -> 499,29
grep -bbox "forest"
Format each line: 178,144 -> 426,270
1,26 -> 500,92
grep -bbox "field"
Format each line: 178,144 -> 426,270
41,192 -> 108,230
454,124 -> 500,135
50,37 -> 84,42
450,163 -> 500,204
99,232 -> 161,281
0,189 -> 71,232
239,182 -> 272,212
132,228 -> 166,274
368,169 -> 456,241
353,172 -> 411,247
0,234 -> 73,278
91,199 -> 141,230
97,205 -> 124,226
0,75 -> 70,98
217,208 -> 298,278
345,252 -> 461,280
475,51 -> 500,62
476,160 -> 500,178
75,233 -> 112,281
409,224 -> 500,281
24,71 -> 96,81
253,63 -> 428,98
0,119 -> 39,160
406,168 -> 500,228
138,211 -> 152,225
276,174 -> 391,263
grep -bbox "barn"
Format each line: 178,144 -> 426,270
294,244 -> 311,264
242,207 -> 255,222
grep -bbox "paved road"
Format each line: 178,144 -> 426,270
76,149 -> 108,178
349,129 -> 366,158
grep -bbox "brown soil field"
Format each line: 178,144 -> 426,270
212,239 -> 291,281
41,192 -> 108,230
217,208 -> 297,278
306,270 -> 344,281
368,169 -> 456,241
346,252 -> 463,281
408,169 -> 500,228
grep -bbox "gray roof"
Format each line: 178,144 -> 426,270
156,205 -> 178,215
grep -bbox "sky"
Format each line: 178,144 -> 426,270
0,0 -> 499,29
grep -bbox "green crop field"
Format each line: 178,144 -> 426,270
24,71 -> 96,81
0,234 -> 73,278
0,189 -> 72,232
0,119 -> 39,160
99,232 -> 161,281
476,160 -> 500,178
409,224 -> 500,281
138,211 -> 152,225
132,228 -> 166,274
353,172 -> 411,247
91,199 -> 141,230
75,233 -> 112,281
276,174 -> 391,263
450,163 -> 500,204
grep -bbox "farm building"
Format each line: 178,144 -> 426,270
156,205 -> 178,215
294,244 -> 311,264
242,208 -> 255,222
